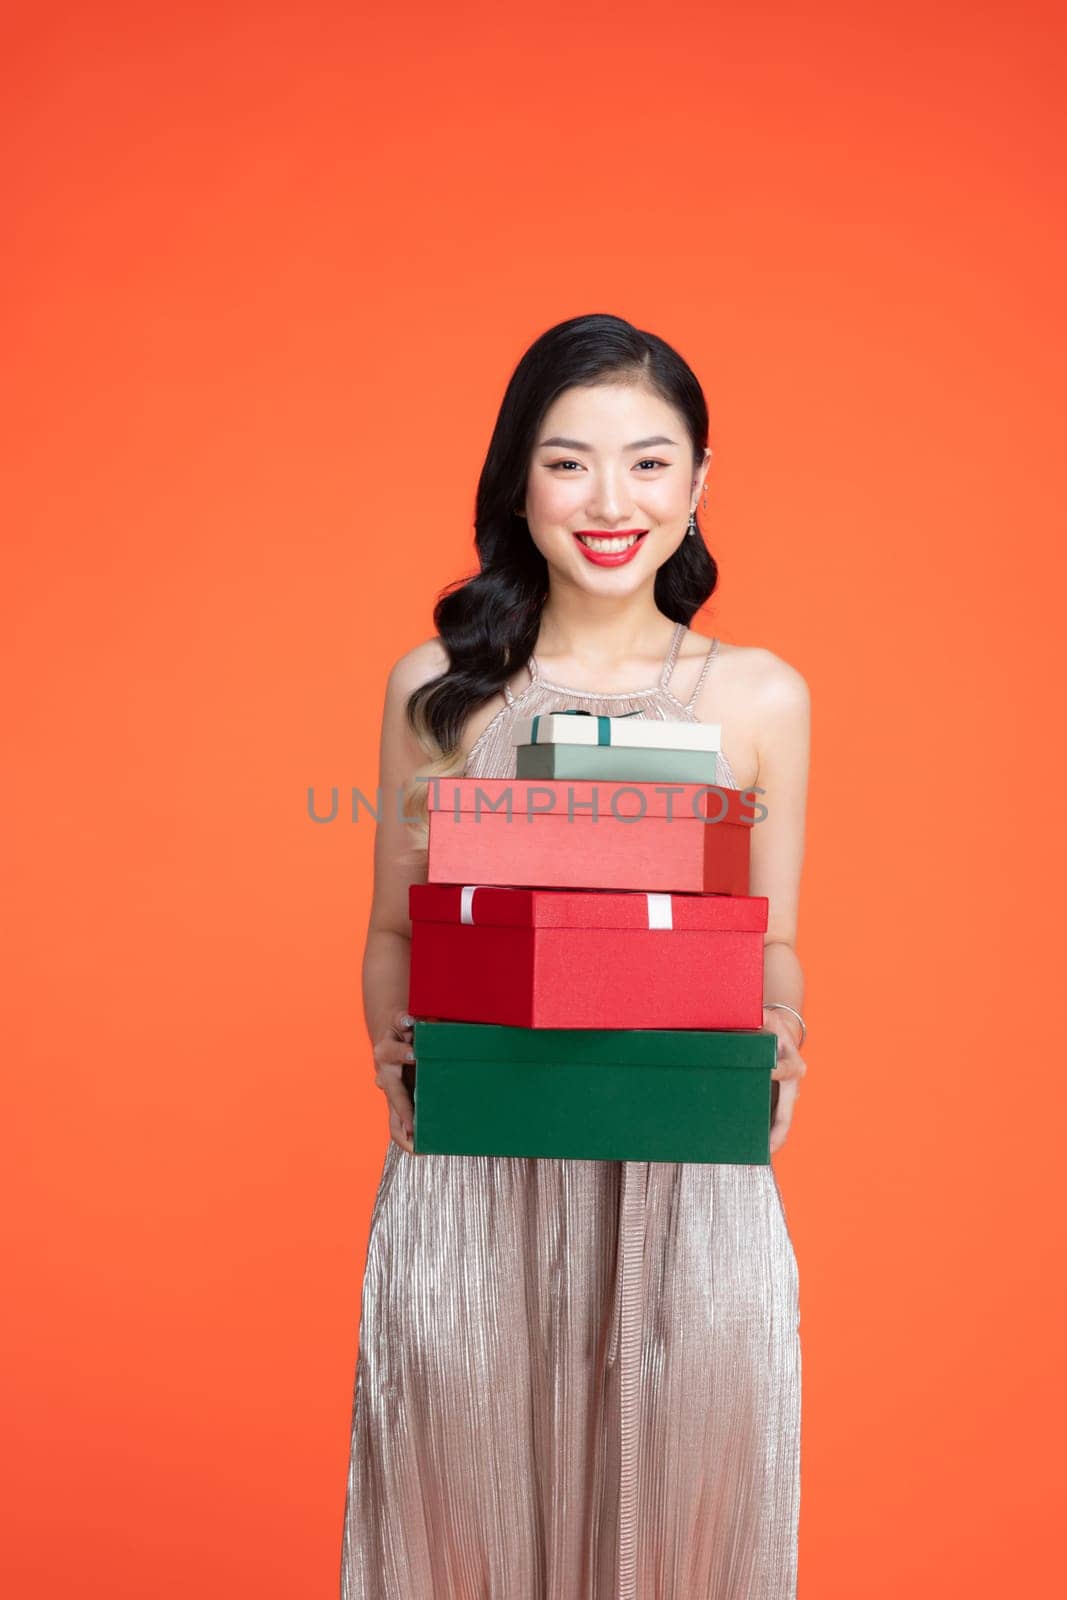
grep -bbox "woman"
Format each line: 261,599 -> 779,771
342,313 -> 810,1599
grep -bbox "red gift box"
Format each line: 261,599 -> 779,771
408,883 -> 768,1029
425,776 -> 753,895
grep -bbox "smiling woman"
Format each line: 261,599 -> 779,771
341,312 -> 810,1600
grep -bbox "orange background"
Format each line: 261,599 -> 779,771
3,3 -> 1065,1594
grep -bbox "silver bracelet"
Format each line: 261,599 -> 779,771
763,1002 -> 807,1048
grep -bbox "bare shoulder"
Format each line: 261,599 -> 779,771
691,639 -> 809,790
722,641 -> 809,710
385,635 -> 450,699
382,635 -> 508,761
377,637 -> 451,766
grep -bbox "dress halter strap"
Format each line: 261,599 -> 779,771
657,621 -> 687,690
682,634 -> 720,710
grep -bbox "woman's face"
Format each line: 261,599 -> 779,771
519,382 -> 709,592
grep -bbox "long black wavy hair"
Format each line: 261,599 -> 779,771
405,312 -> 719,818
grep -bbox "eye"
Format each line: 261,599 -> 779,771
546,458 -> 670,472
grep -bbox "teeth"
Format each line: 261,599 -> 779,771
578,533 -> 641,552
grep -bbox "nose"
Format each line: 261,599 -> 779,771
584,470 -> 635,525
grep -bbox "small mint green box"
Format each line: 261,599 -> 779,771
515,742 -> 721,783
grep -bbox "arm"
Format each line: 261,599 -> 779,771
747,653 -> 812,1153
362,638 -> 448,1152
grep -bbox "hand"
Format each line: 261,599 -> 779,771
763,1006 -> 808,1156
372,1009 -> 417,1155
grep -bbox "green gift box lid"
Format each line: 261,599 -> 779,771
410,1020 -> 777,1164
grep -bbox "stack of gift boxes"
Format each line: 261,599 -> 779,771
404,708 -> 778,1165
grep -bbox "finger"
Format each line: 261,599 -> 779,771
390,1010 -> 415,1040
389,1105 -> 415,1155
769,1082 -> 799,1152
771,1046 -> 807,1083
397,1038 -> 417,1097
390,1106 -> 413,1151
382,1077 -> 415,1129
388,1036 -> 417,1068
771,1062 -> 806,1082
374,1037 -> 417,1084
770,1076 -> 797,1126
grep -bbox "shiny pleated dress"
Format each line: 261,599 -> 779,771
342,623 -> 802,1600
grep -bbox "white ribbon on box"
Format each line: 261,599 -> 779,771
459,885 -> 673,929
645,892 -> 672,929
459,884 -> 493,923
459,884 -> 524,923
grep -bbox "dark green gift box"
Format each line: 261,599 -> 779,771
409,1020 -> 779,1164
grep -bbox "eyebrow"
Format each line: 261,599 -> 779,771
537,434 -> 680,451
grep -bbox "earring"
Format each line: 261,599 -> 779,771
687,509 -> 697,537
